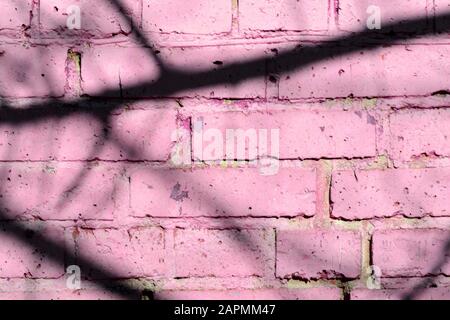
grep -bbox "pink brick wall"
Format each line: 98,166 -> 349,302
0,0 -> 449,300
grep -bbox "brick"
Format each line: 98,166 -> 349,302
2,0 -> 449,299
351,287 -> 450,300
142,0 -> 232,34
338,0 -> 428,32
276,230 -> 361,279
194,109 -> 376,160
0,45 -> 66,98
129,167 -> 316,218
81,45 -> 159,97
331,168 -> 450,219
239,0 -> 328,32
0,224 -> 64,278
156,287 -> 342,300
40,0 -> 140,36
0,289 -> 136,300
173,229 -> 273,277
390,109 -> 450,162
0,108 -> 177,161
0,0 -> 32,31
373,229 -> 450,277
81,45 -> 266,98
434,0 -> 450,33
72,228 -> 166,279
0,163 -> 122,220
279,45 -> 450,99
104,108 -> 177,160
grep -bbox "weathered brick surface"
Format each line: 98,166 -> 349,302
351,287 -> 450,300
435,0 -> 450,32
276,230 -> 361,279
72,227 -> 166,279
0,289 -> 137,300
372,229 -> 450,277
0,45 -> 66,98
0,224 -> 64,278
279,45 -> 450,99
331,168 -> 450,219
338,0 -> 429,32
0,0 -> 32,31
40,0 -> 140,36
0,163 -> 122,220
239,0 -> 328,32
129,167 -> 316,218
81,45 -> 267,98
142,0 -> 232,34
389,109 -> 450,162
156,287 -> 342,300
80,45 -> 159,97
0,107 -> 177,161
0,0 -> 449,301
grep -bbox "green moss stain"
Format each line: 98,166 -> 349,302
68,49 -> 81,74
362,98 -> 377,110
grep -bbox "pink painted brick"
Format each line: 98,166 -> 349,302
279,45 -> 450,99
81,45 -> 159,97
40,0 -> 139,36
142,0 -> 232,34
129,167 -> 316,218
331,168 -> 450,219
0,45 -> 66,98
373,229 -> 450,277
0,163 -> 122,220
0,108 -> 177,161
156,287 -> 342,300
0,224 -> 64,278
81,45 -> 266,98
435,0 -> 450,32
338,0 -> 428,32
173,229 -> 273,277
390,107 -> 450,162
194,109 -> 376,160
159,46 -> 267,98
351,287 -> 450,300
276,230 -> 361,279
102,108 -> 177,161
239,0 -> 328,32
0,289 -> 136,300
0,0 -> 32,30
72,227 -> 166,279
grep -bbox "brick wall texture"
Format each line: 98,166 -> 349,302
0,0 -> 449,300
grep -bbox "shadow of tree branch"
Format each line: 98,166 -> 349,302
0,212 -> 142,298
